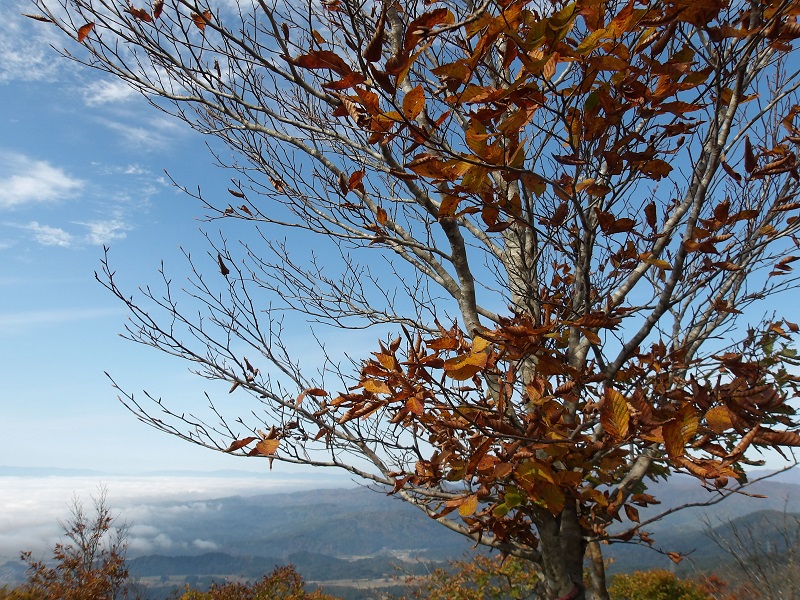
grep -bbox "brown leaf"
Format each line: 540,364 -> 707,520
228,188 -> 246,198
744,136 -> 756,173
645,202 -> 657,230
291,50 -> 352,76
376,207 -> 388,226
705,406 -> 733,433
662,419 -> 685,459
348,170 -> 365,192
225,437 -> 258,452
362,5 -> 386,63
667,551 -> 683,564
77,22 -> 94,42
624,503 -> 640,523
191,11 -> 211,31
443,351 -> 489,380
153,0 -> 164,19
406,396 -> 424,416
217,253 -> 230,276
126,7 -> 152,22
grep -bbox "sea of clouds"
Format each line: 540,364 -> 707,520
0,471 -> 348,563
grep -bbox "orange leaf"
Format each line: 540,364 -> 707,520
225,437 -> 258,452
376,207 -> 388,226
126,6 -> 152,21
191,11 -> 211,31
705,406 -> 733,433
402,84 -> 425,120
406,396 -> 424,416
77,22 -> 94,42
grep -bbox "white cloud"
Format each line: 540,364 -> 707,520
0,152 -> 84,209
193,539 -> 219,550
96,116 -> 184,150
79,219 -> 130,245
0,7 -> 67,83
0,474 -> 344,561
81,79 -> 139,106
22,221 -> 74,246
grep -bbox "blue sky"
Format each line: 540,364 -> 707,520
0,0 -> 287,474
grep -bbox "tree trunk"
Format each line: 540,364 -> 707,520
585,540 -> 611,600
537,503 -> 587,599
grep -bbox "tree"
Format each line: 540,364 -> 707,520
177,565 -> 340,600
397,554 -> 543,599
16,489 -> 132,600
25,0 -> 800,596
607,570 -> 714,600
703,509 -> 800,598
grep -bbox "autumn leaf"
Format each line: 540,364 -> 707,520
744,136 -> 756,173
362,5 -> 386,63
443,351 -> 489,380
667,552 -> 683,564
406,396 -> 424,415
225,437 -> 258,452
624,503 -> 640,523
191,11 -> 212,31
254,438 -> 280,456
705,405 -> 733,433
458,494 -> 479,517
376,207 -> 388,226
662,419 -> 685,459
77,22 -> 94,42
601,387 -> 630,439
402,85 -> 426,120
153,0 -> 164,19
217,253 -> 230,276
126,7 -> 152,22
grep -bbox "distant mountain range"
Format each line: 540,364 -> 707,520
2,467 -> 799,598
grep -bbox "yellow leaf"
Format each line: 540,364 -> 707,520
255,438 -> 279,456
363,379 -> 391,394
645,257 -> 672,270
662,419 -> 685,459
458,494 -> 479,517
443,352 -> 488,380
705,406 -> 733,433
601,387 -> 630,439
472,335 -> 492,353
